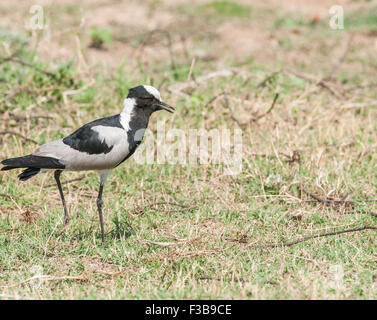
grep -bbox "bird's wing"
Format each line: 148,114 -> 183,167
62,114 -> 125,155
32,114 -> 131,170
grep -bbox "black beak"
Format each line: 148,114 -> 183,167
157,101 -> 175,113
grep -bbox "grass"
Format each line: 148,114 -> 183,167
198,1 -> 251,19
179,0 -> 251,24
346,6 -> 377,31
0,1 -> 377,300
89,27 -> 113,49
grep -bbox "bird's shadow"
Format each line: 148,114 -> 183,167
108,215 -> 136,240
68,214 -> 135,243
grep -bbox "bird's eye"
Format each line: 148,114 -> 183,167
148,97 -> 154,102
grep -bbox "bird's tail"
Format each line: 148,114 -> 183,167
18,168 -> 41,181
1,155 -> 65,181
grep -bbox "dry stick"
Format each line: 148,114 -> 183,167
301,188 -> 339,206
0,53 -> 57,79
251,226 -> 377,249
342,100 -> 377,109
157,75 -> 168,91
135,201 -> 194,209
187,57 -> 196,82
249,70 -> 281,93
301,188 -> 377,218
162,207 -> 198,213
301,199 -> 377,204
0,293 -> 20,299
284,69 -> 344,101
135,29 -> 176,75
223,92 -> 242,128
0,193 -> 11,198
168,68 -> 242,94
94,269 -> 127,278
346,210 -> 377,218
140,239 -> 176,246
345,83 -> 377,92
251,85 -> 280,122
318,80 -> 346,101
131,202 -> 198,215
0,131 -> 38,144
197,276 -> 249,283
2,274 -> 88,288
223,88 -> 280,127
0,51 -> 21,64
204,91 -> 225,108
0,114 -> 53,122
0,80 -> 37,106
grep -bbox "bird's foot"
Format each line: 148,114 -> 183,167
59,218 -> 71,234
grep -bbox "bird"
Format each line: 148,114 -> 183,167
1,85 -> 174,244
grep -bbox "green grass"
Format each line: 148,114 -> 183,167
0,1 -> 377,300
89,27 -> 113,49
179,0 -> 251,23
198,1 -> 251,19
346,6 -> 377,31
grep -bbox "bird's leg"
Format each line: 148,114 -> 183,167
54,170 -> 70,231
97,172 -> 109,245
97,184 -> 105,245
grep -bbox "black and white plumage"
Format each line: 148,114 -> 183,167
1,85 -> 174,244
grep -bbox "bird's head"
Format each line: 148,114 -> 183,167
126,85 -> 174,114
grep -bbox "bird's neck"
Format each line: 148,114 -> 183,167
120,98 -> 136,132
120,98 -> 151,133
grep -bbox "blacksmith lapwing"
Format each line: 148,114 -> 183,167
1,85 -> 174,244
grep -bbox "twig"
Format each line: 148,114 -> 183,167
157,75 -> 168,91
301,188 -> 377,218
162,249 -> 222,262
341,100 -> 377,109
250,70 -> 281,93
204,92 -> 225,108
0,51 -> 20,64
0,79 -> 36,105
0,131 -> 38,144
284,69 -> 345,101
94,269 -> 128,278
250,225 -> 377,249
0,114 -> 53,123
0,193 -> 11,198
197,275 -> 249,283
0,53 -> 57,79
301,188 -> 342,207
345,83 -> 377,92
140,239 -> 176,246
130,201 -> 198,215
0,293 -> 20,299
298,200 -> 377,218
62,79 -> 95,105
134,29 -> 177,75
251,85 -> 280,122
2,273 -> 88,288
167,68 -> 243,94
187,57 -> 196,82
223,92 -> 242,128
223,84 -> 280,127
